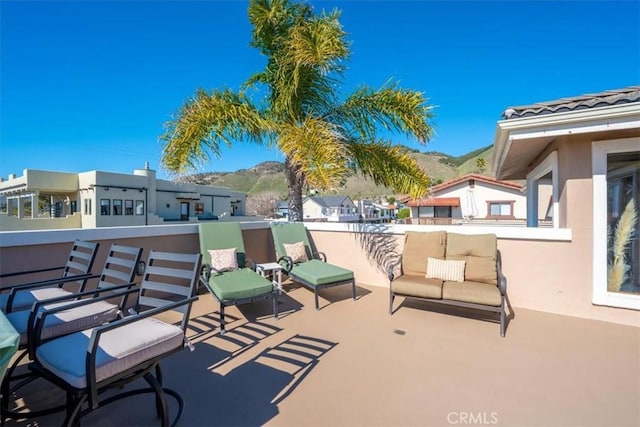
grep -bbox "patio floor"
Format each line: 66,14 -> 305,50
4,281 -> 640,427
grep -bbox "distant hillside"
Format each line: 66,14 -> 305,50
181,145 -> 495,199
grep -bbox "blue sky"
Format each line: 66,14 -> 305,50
1,0 -> 639,180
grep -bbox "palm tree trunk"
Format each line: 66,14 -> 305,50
285,157 -> 304,222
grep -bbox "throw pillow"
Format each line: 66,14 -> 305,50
208,248 -> 238,272
425,257 -> 465,282
283,241 -> 309,264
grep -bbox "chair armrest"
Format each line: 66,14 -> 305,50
4,273 -> 97,313
497,258 -> 507,295
245,258 -> 257,271
0,265 -> 65,279
29,286 -> 140,358
277,256 -> 293,273
311,252 -> 326,262
387,256 -> 403,281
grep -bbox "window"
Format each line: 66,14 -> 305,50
593,138 -> 640,310
135,200 -> 145,215
487,201 -> 514,218
84,198 -> 92,215
0,196 -> 6,213
113,199 -> 123,215
70,200 -> 77,214
526,151 -> 558,228
418,206 -> 452,218
125,200 -> 134,215
101,199 -> 111,215
195,203 -> 204,215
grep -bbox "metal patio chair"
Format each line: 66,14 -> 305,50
1,240 -> 100,313
27,250 -> 201,427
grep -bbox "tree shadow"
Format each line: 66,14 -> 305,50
347,222 -> 402,274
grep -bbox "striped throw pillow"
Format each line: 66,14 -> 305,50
425,257 -> 466,282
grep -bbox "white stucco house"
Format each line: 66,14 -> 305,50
405,174 -> 528,224
0,164 -> 247,230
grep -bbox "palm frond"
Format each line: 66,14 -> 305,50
160,89 -> 273,174
338,84 -> 435,143
278,118 -> 349,191
346,140 -> 430,199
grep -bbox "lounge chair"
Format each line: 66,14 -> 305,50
1,240 -> 100,313
1,244 -> 143,423
199,222 -> 278,334
27,250 -> 201,427
270,222 -> 356,310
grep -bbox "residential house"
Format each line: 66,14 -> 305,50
0,163 -> 247,230
404,174 -> 526,224
492,85 -> 640,311
302,195 -> 359,222
356,199 -> 395,223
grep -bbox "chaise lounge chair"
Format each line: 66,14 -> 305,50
270,222 -> 356,310
27,250 -> 201,427
198,222 -> 278,334
1,240 -> 100,313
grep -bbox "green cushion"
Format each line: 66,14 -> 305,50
290,259 -> 353,287
199,222 -> 247,268
208,268 -> 274,301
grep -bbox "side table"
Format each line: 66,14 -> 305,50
256,262 -> 283,293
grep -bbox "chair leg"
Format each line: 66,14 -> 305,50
314,288 -> 320,311
144,372 -> 169,427
500,307 -> 506,337
351,280 -> 356,302
64,391 -> 85,427
219,303 -> 226,334
389,285 -> 395,315
273,294 -> 279,320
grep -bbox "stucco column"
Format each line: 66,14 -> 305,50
526,177 -> 539,227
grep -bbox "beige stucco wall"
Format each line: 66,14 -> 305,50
1,221 -> 638,327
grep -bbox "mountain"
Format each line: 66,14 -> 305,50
181,145 -> 494,199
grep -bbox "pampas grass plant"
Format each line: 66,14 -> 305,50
608,199 -> 637,292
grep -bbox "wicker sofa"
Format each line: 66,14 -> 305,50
388,231 -> 509,336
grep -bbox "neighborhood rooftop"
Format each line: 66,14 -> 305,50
502,85 -> 640,119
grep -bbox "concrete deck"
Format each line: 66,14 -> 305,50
4,281 -> 640,427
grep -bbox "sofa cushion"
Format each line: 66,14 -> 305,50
402,231 -> 447,276
391,275 -> 443,299
426,258 -> 465,282
442,280 -> 502,306
445,233 -> 497,286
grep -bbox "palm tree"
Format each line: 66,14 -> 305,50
160,0 -> 434,221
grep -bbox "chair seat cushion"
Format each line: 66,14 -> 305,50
36,317 -> 184,389
442,280 -> 502,306
391,275 -> 443,299
208,268 -> 274,301
290,259 -> 354,287
7,300 -> 120,346
1,288 -> 74,312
